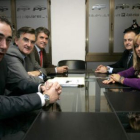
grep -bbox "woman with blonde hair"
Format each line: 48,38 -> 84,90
128,112 -> 140,131
103,34 -> 140,90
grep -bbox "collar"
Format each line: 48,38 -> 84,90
16,46 -> 27,59
130,51 -> 133,54
21,53 -> 26,59
127,50 -> 133,54
35,45 -> 41,53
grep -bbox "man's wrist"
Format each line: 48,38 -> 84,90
37,92 -> 50,107
37,92 -> 45,106
43,93 -> 50,107
107,67 -> 110,72
38,83 -> 44,93
107,66 -> 113,73
38,70 -> 43,76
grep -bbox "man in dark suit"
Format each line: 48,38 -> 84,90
4,27 -> 48,93
95,29 -> 138,74
33,27 -> 68,74
0,16 -> 61,119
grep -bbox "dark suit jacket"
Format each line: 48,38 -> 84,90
0,58 -> 42,119
109,50 -> 133,73
4,44 -> 45,92
0,58 -> 7,94
33,47 -> 56,74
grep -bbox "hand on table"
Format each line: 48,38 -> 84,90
102,74 -> 122,84
43,82 -> 62,103
57,66 -> 68,73
102,77 -> 115,84
95,65 -> 108,73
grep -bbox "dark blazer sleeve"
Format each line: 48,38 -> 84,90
3,56 -> 40,94
0,58 -> 7,94
43,49 -> 56,74
108,50 -> 133,73
6,78 -> 39,94
0,58 -> 42,119
0,93 -> 41,119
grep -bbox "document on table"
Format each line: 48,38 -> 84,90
48,77 -> 85,87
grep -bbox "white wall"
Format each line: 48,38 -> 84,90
51,0 -> 85,65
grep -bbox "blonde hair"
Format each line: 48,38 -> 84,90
128,113 -> 140,131
133,34 -> 140,70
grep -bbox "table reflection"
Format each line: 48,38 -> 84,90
106,88 -> 138,93
117,112 -> 140,140
43,103 -> 62,112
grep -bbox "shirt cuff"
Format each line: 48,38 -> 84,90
38,75 -> 43,80
37,92 -> 45,106
55,67 -> 57,73
107,66 -> 113,73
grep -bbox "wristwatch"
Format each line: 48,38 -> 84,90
43,94 -> 50,107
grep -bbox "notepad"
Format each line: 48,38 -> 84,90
48,77 -> 85,87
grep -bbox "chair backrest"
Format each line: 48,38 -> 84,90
58,60 -> 86,70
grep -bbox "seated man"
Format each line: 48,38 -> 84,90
33,27 -> 68,74
95,29 -> 138,74
5,26 -> 47,91
0,16 -> 61,119
102,34 -> 140,90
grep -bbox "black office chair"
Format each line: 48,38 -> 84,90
58,60 -> 86,70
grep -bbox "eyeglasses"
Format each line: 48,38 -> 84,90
22,37 -> 35,45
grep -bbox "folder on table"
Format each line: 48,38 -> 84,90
48,77 -> 85,87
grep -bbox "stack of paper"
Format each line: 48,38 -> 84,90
48,77 -> 85,87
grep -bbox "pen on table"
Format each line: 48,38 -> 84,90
66,80 -> 72,83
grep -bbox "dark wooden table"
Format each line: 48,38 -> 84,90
23,111 -> 128,140
104,91 -> 140,112
104,90 -> 140,140
95,78 -> 130,112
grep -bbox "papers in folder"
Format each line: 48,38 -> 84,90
48,77 -> 85,87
